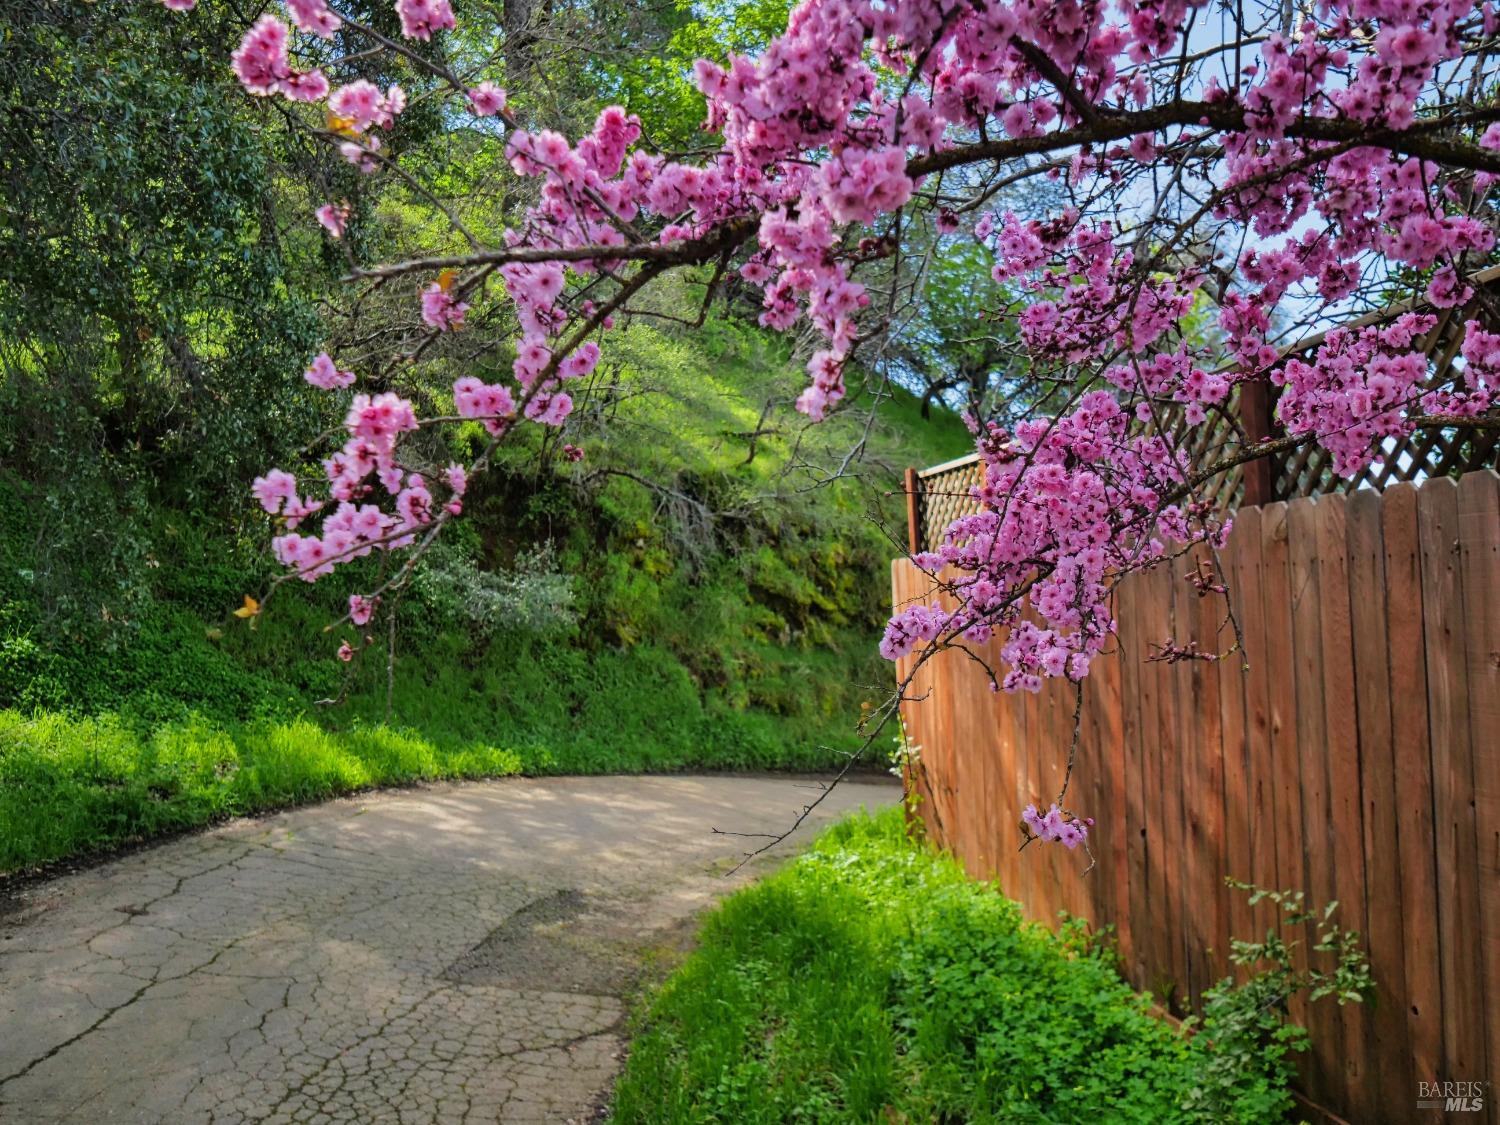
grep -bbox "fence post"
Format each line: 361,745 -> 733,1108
1239,378 -> 1277,507
905,467 -> 921,555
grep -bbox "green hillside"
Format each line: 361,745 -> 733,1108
0,308 -> 968,873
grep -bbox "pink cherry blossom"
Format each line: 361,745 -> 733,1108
453,376 -> 516,434
395,478 -> 433,526
339,137 -> 381,173
524,392 -> 572,426
1022,803 -> 1089,849
394,0 -> 454,40
559,341 -> 599,380
348,595 -> 377,626
345,393 -> 418,448
316,201 -> 350,238
229,15 -> 328,102
231,16 -> 291,96
796,351 -> 846,421
421,283 -> 469,331
285,0 -> 340,38
328,82 -> 405,132
467,82 -> 507,117
251,469 -> 298,515
304,352 -> 355,391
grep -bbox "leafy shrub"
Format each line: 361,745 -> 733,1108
611,808 -> 1368,1124
1180,883 -> 1373,1121
409,541 -> 578,637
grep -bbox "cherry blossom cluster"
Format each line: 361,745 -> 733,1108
315,202 -> 349,239
984,212 -> 1229,424
883,393 -> 1230,694
249,385 -> 462,597
230,14 -> 329,102
157,0 -> 1500,827
173,0 -> 1498,474
1276,312 -> 1438,475
1022,803 -> 1090,849
170,0 -> 1500,410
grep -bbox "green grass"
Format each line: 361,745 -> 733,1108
0,710 -> 528,874
610,809 -> 1303,1124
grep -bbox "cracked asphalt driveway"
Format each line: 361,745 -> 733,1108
0,774 -> 896,1123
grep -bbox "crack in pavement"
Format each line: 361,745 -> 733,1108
1,848 -> 263,1088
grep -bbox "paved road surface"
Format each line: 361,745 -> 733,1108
0,775 -> 896,1123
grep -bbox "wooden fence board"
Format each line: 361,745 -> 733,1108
1345,487 -> 1410,1119
1456,470 -> 1500,1099
1096,618 -> 1128,953
1289,496 -> 1341,1104
1187,541 -> 1227,1001
1261,502 -> 1310,1038
1314,494 -> 1371,1113
892,470 -> 1500,1124
1418,476 -> 1486,1089
1118,570 -> 1149,983
1216,527 -> 1253,959
1382,483 -> 1445,1092
1234,506 -> 1281,943
1140,559 -> 1175,1007
1157,558 -> 1190,1012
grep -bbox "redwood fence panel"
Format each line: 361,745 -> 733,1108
891,469 -> 1500,1125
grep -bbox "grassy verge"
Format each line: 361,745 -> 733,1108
0,702 -> 856,877
611,809 -> 1308,1124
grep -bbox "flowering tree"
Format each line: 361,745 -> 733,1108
170,0 -> 1500,848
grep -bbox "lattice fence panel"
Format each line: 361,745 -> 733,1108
915,456 -> 985,552
911,398 -> 1252,553
1266,281 -> 1500,500
908,269 -> 1500,552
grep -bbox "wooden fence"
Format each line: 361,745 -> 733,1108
892,471 -> 1500,1124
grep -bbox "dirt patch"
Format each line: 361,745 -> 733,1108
446,889 -> 622,993
446,885 -> 707,997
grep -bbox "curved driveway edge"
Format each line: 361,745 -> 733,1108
0,774 -> 897,1123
